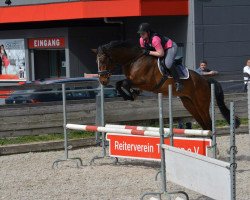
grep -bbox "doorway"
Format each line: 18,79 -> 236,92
34,49 -> 66,80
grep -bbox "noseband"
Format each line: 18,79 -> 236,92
98,69 -> 112,76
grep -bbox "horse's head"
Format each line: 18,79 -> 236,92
93,40 -> 141,85
92,47 -> 116,85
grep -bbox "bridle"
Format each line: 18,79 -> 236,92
97,51 -> 144,77
97,53 -> 113,77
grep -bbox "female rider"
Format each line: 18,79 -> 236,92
138,22 -> 183,92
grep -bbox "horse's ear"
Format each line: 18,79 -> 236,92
91,49 -> 97,54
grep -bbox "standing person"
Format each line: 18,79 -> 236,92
243,59 -> 250,92
137,22 -> 183,92
195,60 -> 219,76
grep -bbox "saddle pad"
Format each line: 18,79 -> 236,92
157,58 -> 189,80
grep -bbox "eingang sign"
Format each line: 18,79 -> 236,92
28,37 -> 65,49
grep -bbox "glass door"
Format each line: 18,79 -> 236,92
34,49 -> 65,80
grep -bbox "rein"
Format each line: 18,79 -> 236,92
98,52 -> 144,76
123,52 -> 144,67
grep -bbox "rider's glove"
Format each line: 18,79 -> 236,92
142,49 -> 150,56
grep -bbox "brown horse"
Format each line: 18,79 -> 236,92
93,41 -> 240,130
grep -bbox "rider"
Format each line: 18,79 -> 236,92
137,22 -> 183,92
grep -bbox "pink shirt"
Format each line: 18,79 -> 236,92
139,36 -> 173,50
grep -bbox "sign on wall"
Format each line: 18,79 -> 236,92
28,37 -> 65,49
0,39 -> 26,81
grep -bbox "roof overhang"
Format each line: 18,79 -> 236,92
0,0 -> 188,24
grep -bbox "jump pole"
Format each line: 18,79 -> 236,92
161,102 -> 237,200
52,83 -> 83,168
90,84 -> 108,164
230,102 -> 237,199
168,85 -> 174,146
141,88 -> 189,200
105,124 -> 211,136
90,84 -> 120,164
66,124 -> 211,137
140,93 -> 168,199
66,124 -> 162,137
211,84 -> 217,158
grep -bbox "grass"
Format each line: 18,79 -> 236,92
124,118 -> 248,129
0,118 -> 248,146
0,131 -> 94,146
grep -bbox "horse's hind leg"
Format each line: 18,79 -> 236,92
180,97 -> 209,130
192,88 -> 213,130
196,101 -> 212,130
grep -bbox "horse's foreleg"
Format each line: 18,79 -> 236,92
116,80 -> 132,100
116,79 -> 140,101
122,79 -> 142,101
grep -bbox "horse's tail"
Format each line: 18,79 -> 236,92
207,78 -> 240,128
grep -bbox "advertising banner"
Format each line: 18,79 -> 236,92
107,133 -> 212,161
0,39 -> 26,81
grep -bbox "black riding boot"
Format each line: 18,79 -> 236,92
169,65 -> 183,92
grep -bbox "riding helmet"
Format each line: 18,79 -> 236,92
137,23 -> 151,34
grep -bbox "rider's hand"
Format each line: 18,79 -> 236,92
142,49 -> 150,56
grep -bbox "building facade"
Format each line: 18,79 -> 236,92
194,0 -> 250,81
0,0 -> 249,83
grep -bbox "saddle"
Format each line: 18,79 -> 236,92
157,56 -> 189,79
155,56 -> 189,90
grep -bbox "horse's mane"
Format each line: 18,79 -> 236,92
98,40 -> 140,54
